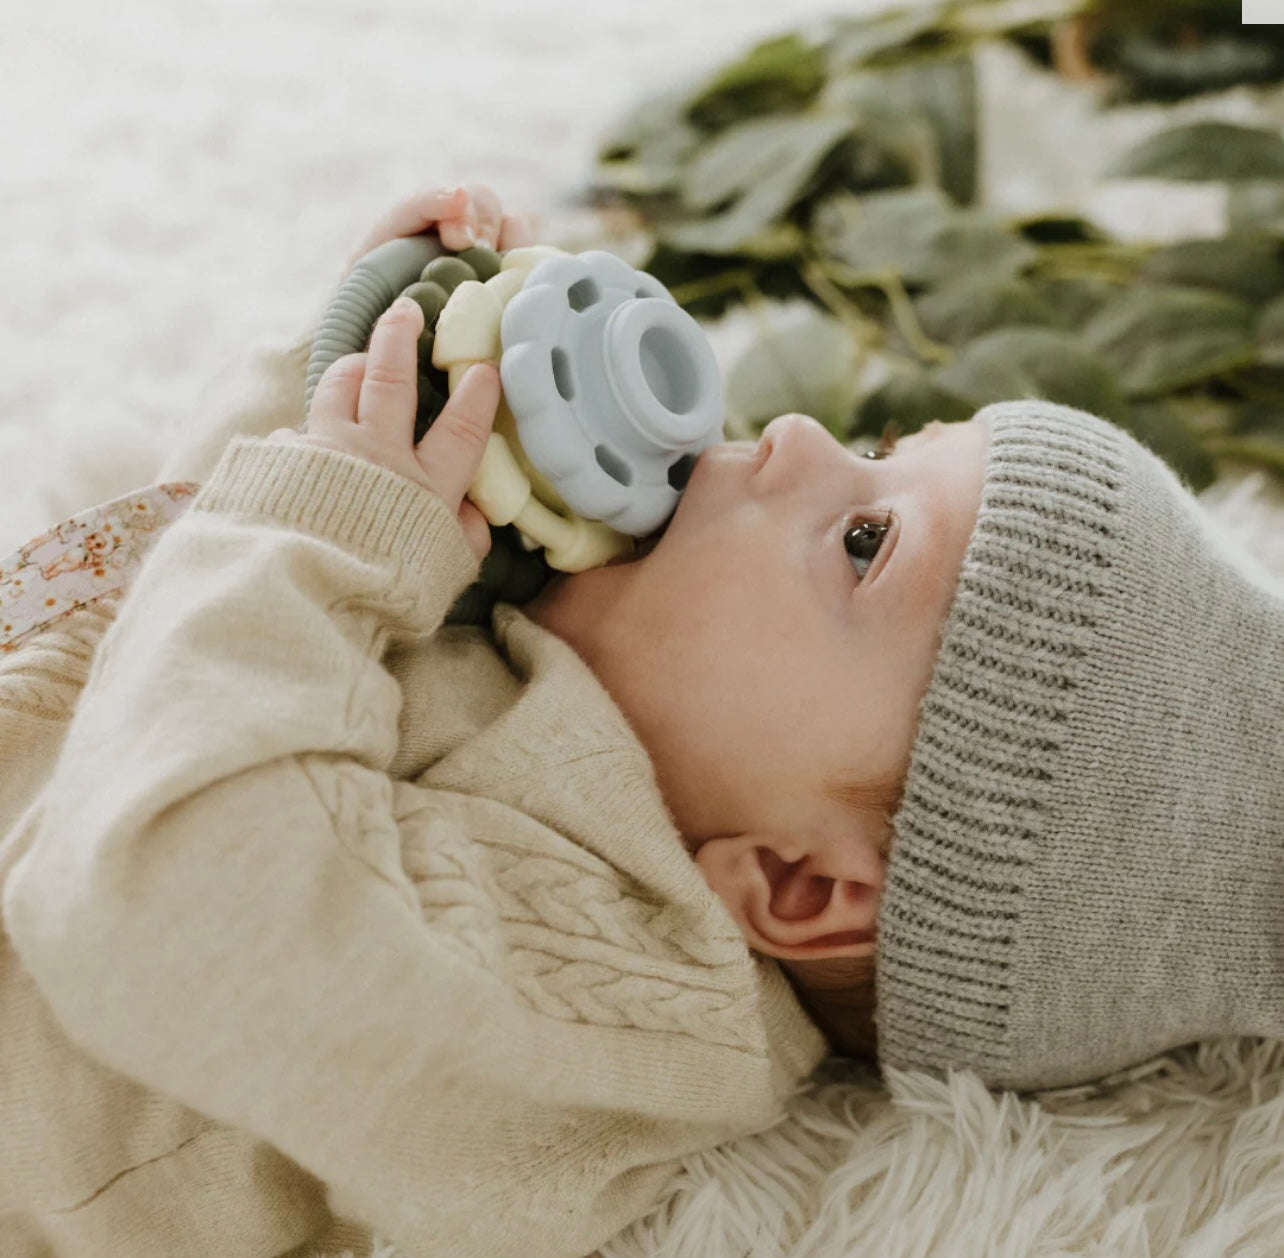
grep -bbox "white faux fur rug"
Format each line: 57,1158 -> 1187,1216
7,3 -> 1284,1256
603,1041 -> 1284,1258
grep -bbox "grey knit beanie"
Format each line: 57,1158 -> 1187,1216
875,399 -> 1284,1095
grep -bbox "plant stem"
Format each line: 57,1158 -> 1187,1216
1027,242 -> 1151,283
798,258 -> 881,349
1205,435 -> 1284,476
668,269 -> 759,307
813,259 -> 954,364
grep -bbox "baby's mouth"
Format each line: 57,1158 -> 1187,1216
636,529 -> 664,558
607,523 -> 666,566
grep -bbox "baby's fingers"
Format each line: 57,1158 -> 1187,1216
356,298 -> 424,434
415,363 -> 501,510
343,186 -> 469,272
498,211 -> 535,250
437,183 -> 505,251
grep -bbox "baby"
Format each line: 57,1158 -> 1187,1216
1,184 -> 1281,1258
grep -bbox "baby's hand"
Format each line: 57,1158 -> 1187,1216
269,300 -> 501,561
342,184 -> 534,274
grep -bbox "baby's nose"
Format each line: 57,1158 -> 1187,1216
755,413 -> 835,484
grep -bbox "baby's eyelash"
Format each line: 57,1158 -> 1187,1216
863,419 -> 902,461
846,419 -> 900,580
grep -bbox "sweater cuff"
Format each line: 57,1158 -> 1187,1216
192,436 -> 481,619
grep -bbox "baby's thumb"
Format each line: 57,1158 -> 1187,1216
457,498 -> 493,561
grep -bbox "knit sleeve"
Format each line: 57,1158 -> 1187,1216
0,436 -> 512,1244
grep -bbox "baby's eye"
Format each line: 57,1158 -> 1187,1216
844,517 -> 892,580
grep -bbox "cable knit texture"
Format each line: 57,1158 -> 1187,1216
0,393 -> 826,1258
876,400 -> 1284,1094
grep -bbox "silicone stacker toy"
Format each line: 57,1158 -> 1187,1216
305,234 -> 724,622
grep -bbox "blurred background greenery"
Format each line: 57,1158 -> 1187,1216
589,0 -> 1284,492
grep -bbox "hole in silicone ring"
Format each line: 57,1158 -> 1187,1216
594,443 -> 634,487
551,347 -> 574,400
667,454 -> 696,492
638,325 -> 697,415
567,279 -> 600,313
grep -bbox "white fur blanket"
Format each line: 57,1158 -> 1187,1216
6,2 -> 1284,1255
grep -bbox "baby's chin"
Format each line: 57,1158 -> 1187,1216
523,521 -> 664,642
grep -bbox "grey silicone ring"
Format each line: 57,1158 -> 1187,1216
304,235 -> 445,424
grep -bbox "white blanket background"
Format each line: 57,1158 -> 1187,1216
5,3 -> 1284,1256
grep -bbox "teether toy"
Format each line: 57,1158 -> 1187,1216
305,231 -> 725,622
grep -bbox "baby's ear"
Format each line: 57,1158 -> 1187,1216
693,827 -> 884,962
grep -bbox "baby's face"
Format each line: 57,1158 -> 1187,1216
524,412 -> 989,961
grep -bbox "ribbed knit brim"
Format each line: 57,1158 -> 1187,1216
874,400 -> 1284,1094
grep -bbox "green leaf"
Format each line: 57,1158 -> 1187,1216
949,0 -> 1082,38
821,52 -> 978,204
1138,234 -> 1284,307
1204,433 -> 1284,479
724,306 -> 860,436
1107,32 -> 1283,103
679,113 -> 853,213
914,275 -> 1060,346
813,187 -> 1036,287
1033,277 -> 1129,329
825,5 -> 952,69
1228,181 -> 1284,235
1080,286 -> 1258,395
1259,294 -> 1284,368
660,113 -> 854,255
658,215 -> 806,260
595,147 -> 695,198
932,327 -> 1131,423
1156,392 -> 1240,439
852,368 -> 975,440
1220,395 -> 1284,481
596,83 -> 705,196
1121,402 -> 1217,493
687,33 -> 826,128
820,79 -> 940,190
1233,397 -> 1284,438
599,82 -> 695,160
1107,121 -> 1284,183
1227,365 -> 1284,401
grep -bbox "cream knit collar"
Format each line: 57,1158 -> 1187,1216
489,603 -> 829,1089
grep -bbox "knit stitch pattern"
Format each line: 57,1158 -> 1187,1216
876,399 -> 1284,1094
0,597 -> 119,722
404,805 -> 762,1050
877,402 -> 1125,1085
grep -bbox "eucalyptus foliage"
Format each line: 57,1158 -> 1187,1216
592,0 -> 1284,491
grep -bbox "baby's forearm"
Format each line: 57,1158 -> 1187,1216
2,437 -> 484,1221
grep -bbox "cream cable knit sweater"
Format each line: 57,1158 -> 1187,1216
0,390 -> 826,1256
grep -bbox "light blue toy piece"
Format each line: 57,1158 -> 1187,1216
305,238 -> 724,544
499,250 -> 723,538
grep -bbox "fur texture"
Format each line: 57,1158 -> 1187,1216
601,1040 -> 1284,1256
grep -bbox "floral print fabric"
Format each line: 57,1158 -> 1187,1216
0,483 -> 200,653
